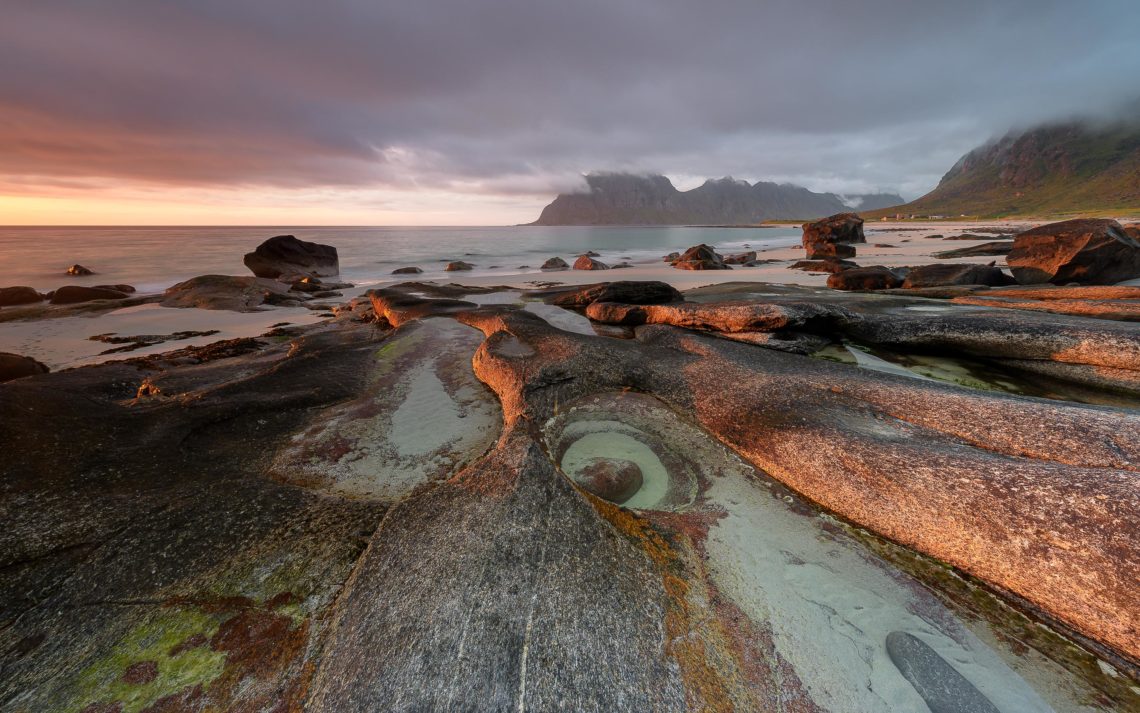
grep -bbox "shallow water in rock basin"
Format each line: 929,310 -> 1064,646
270,318 -> 501,500
546,391 -> 1119,712
559,429 -> 670,508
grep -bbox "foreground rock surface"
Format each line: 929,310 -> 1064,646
1,280 -> 1137,711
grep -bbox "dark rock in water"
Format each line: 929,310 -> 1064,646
611,262 -> 633,269
392,266 -> 423,275
541,257 -> 569,270
902,264 -> 1014,289
723,250 -> 757,265
93,284 -> 136,293
0,352 -> 49,382
572,457 -> 643,503
789,258 -> 857,274
547,281 -> 683,308
243,235 -> 339,279
583,250 -> 600,257
49,285 -> 129,305
886,632 -> 1001,713
934,241 -> 1013,259
162,274 -> 288,311
445,260 -> 475,271
65,264 -> 93,276
827,266 -> 902,291
286,276 -> 326,292
0,286 -> 43,306
873,243 -> 896,248
573,255 -> 609,270
802,212 -> 865,259
1008,219 -> 1140,285
663,251 -> 680,262
671,244 -> 730,270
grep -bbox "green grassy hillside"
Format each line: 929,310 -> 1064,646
863,120 -> 1140,219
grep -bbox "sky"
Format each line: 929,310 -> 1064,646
1,0 -> 1137,225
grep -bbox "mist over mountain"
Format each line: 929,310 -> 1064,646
530,174 -> 904,225
864,117 -> 1140,218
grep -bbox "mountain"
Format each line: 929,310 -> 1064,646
529,174 -> 904,225
864,118 -> 1140,219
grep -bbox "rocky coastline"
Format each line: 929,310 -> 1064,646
1,221 -> 1139,711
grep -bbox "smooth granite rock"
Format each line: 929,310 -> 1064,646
0,286 -> 43,306
243,235 -> 339,278
1008,219 -> 1140,285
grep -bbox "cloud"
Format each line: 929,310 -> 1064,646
1,0 -> 1138,218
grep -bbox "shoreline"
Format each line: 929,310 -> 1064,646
3,219 -> 1137,371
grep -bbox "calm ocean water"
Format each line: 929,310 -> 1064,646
0,225 -> 801,293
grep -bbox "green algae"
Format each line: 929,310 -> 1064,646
66,608 -> 226,713
372,327 -> 422,377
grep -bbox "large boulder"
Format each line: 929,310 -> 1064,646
243,235 -> 339,279
49,285 -> 130,305
826,266 -> 902,291
902,264 -> 1015,289
573,255 -> 609,270
445,261 -> 474,271
65,264 -> 93,276
1007,219 -> 1140,285
0,352 -> 49,382
547,281 -> 683,308
541,257 -> 569,270
802,213 -> 865,259
392,266 -> 423,275
0,286 -> 43,306
162,275 -> 289,311
671,244 -> 729,270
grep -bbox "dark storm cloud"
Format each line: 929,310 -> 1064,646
2,0 -> 1137,200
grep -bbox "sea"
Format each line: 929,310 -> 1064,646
0,225 -> 801,294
